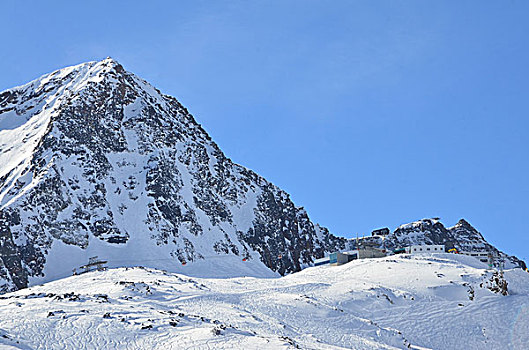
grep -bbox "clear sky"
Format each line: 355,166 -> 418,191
1,1 -> 528,262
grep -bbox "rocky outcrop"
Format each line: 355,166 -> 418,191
355,218 -> 526,270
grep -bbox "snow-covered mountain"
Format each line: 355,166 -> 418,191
0,59 -> 524,295
354,218 -> 526,269
0,58 -> 345,292
1,254 -> 528,349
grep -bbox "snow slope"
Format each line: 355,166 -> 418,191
1,253 -> 528,349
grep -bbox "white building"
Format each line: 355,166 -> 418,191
460,251 -> 490,263
405,245 -> 445,254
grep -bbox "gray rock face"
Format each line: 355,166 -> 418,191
355,218 -> 526,269
0,58 -> 344,292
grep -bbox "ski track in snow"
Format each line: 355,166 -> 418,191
1,253 -> 528,349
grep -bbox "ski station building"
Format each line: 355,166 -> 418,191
315,243 -> 449,268
459,251 -> 491,264
329,251 -> 358,266
405,245 -> 445,254
358,247 -> 387,259
313,251 -> 356,267
314,256 -> 330,266
315,247 -> 387,267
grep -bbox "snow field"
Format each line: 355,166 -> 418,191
1,253 -> 527,349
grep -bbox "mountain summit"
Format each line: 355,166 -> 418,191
0,59 -> 345,292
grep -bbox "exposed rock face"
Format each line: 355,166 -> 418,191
356,218 -> 526,269
0,58 -> 345,292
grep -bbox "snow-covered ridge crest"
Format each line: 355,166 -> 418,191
0,58 -> 344,292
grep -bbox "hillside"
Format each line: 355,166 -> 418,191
0,253 -> 527,349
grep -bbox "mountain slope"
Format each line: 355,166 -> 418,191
0,254 -> 528,349
0,58 -> 345,292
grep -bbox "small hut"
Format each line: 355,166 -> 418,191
371,228 -> 390,236
73,256 -> 108,275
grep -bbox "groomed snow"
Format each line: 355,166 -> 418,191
1,253 -> 528,349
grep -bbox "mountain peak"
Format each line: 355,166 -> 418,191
0,60 -> 345,292
97,56 -> 125,73
455,218 -> 472,227
102,56 -> 118,64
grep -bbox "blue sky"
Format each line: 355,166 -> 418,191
1,1 -> 528,261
